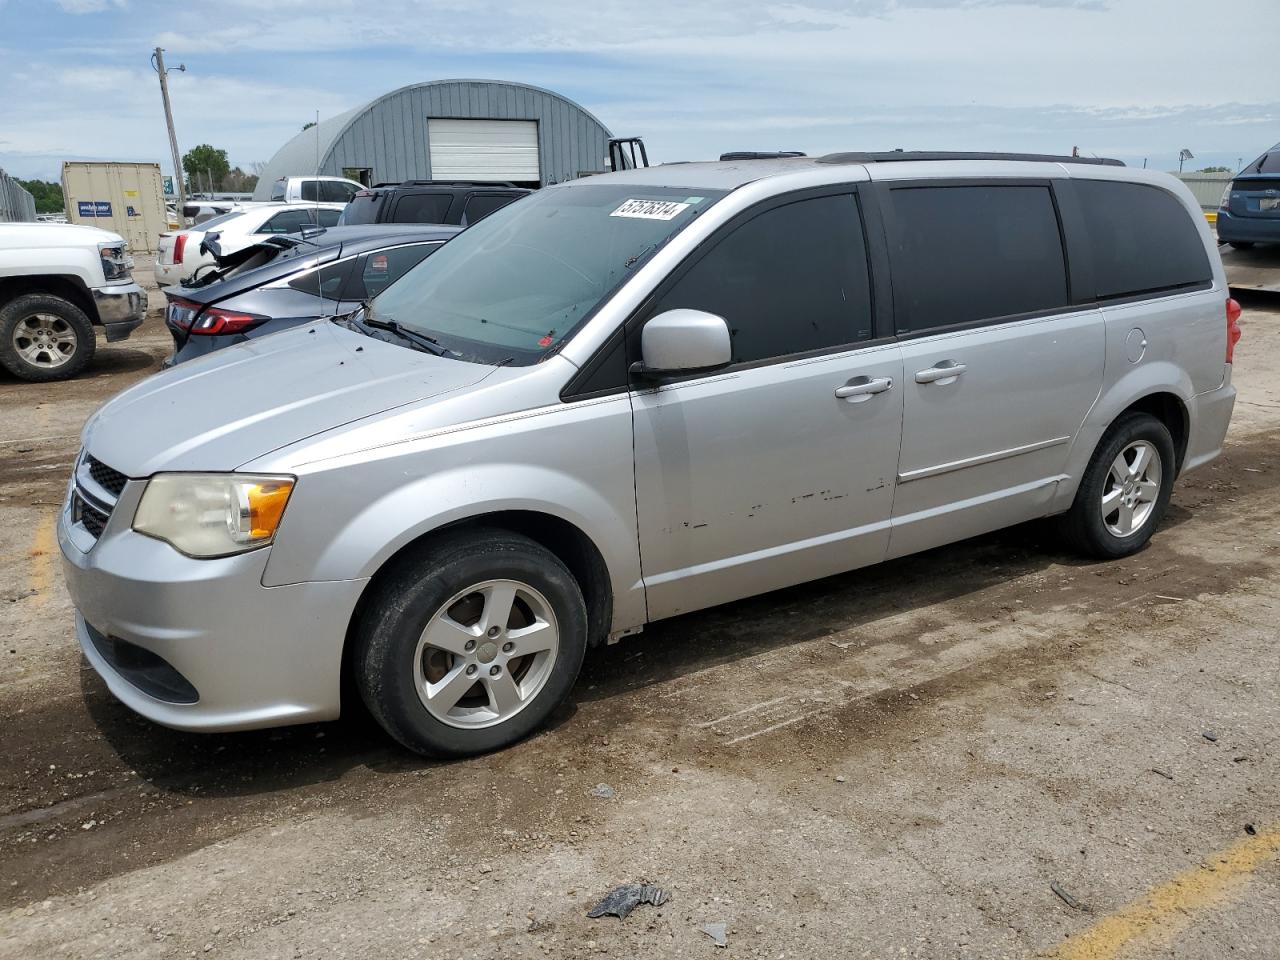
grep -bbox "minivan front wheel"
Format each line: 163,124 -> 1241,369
354,529 -> 588,757
1060,413 -> 1175,559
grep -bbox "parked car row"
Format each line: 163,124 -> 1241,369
61,152 -> 1239,760
154,180 -> 527,295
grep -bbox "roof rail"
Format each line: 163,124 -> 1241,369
368,180 -> 525,189
816,150 -> 1125,167
720,151 -> 807,161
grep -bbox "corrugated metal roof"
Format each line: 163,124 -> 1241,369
253,79 -> 614,199
252,103 -> 370,200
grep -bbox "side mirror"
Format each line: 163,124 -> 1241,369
634,309 -> 732,377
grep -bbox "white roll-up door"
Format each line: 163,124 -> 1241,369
427,119 -> 540,182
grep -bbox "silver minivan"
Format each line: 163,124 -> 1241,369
60,152 -> 1240,757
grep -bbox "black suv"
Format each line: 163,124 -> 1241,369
337,181 -> 531,228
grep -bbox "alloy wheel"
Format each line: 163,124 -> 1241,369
413,579 -> 560,729
13,313 -> 78,370
1101,440 -> 1162,537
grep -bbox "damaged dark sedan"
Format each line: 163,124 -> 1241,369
162,225 -> 460,365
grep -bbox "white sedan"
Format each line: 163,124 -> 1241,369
154,203 -> 346,287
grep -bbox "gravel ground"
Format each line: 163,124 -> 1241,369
0,256 -> 1278,959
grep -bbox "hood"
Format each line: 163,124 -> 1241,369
0,221 -> 124,251
82,321 -> 496,476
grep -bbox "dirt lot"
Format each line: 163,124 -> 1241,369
1,263 -> 1279,959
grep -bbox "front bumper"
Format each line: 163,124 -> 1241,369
58,476 -> 368,732
92,281 -> 147,342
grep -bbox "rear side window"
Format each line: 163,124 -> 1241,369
270,180 -> 287,202
393,193 -> 453,224
1075,180 -> 1211,299
649,194 -> 873,365
316,208 -> 342,227
300,180 -> 320,202
462,193 -> 519,225
353,243 -> 439,299
320,181 -> 358,203
289,260 -> 352,300
259,209 -> 314,234
887,185 -> 1068,333
339,192 -> 382,225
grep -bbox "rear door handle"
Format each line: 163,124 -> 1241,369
834,376 -> 893,401
915,362 -> 967,384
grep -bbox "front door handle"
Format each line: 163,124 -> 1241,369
834,376 -> 893,401
915,361 -> 967,385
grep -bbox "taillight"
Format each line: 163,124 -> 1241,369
1226,297 -> 1242,363
172,233 -> 187,264
188,306 -> 265,336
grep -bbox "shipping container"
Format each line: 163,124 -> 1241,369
62,161 -> 167,253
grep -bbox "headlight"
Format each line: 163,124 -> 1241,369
98,241 -> 132,282
133,474 -> 295,558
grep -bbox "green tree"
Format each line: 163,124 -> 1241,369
1196,166 -> 1232,173
182,144 -> 230,193
302,121 -> 316,131
16,179 -> 63,214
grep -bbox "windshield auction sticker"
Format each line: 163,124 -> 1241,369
610,199 -> 691,220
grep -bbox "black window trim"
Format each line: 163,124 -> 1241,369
876,177 -> 1085,341
561,182 -> 891,402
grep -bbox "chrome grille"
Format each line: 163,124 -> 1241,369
77,496 -> 109,538
85,456 -> 128,497
72,451 -> 125,542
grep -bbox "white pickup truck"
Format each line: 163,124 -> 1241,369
0,222 -> 147,381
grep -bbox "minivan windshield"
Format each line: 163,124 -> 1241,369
367,184 -> 726,365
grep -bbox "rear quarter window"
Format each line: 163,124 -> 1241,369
392,193 -> 454,224
1075,180 -> 1211,299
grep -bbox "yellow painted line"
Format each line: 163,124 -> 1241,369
1045,824 -> 1280,960
28,510 -> 57,607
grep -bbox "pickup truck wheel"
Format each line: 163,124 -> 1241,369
1058,412 -> 1175,559
0,294 -> 96,382
354,529 -> 588,758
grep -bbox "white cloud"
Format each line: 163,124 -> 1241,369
2,0 -> 1277,178
55,0 -> 126,12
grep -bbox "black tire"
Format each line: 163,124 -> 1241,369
1228,241 -> 1255,250
0,294 -> 96,382
1058,412 -> 1176,559
354,528 -> 588,758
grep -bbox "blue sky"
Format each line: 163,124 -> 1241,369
0,0 -> 1276,182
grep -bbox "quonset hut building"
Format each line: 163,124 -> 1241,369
253,79 -> 615,199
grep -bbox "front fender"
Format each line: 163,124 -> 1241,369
262,452 -> 645,633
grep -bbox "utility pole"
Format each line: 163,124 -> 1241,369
151,47 -> 187,210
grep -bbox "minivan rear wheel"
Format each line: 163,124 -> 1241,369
1227,241 -> 1255,250
353,529 -> 588,758
1059,412 -> 1175,559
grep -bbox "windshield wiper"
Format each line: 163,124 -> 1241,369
343,303 -> 456,358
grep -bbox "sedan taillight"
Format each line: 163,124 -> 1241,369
187,306 -> 266,336
172,233 -> 187,264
